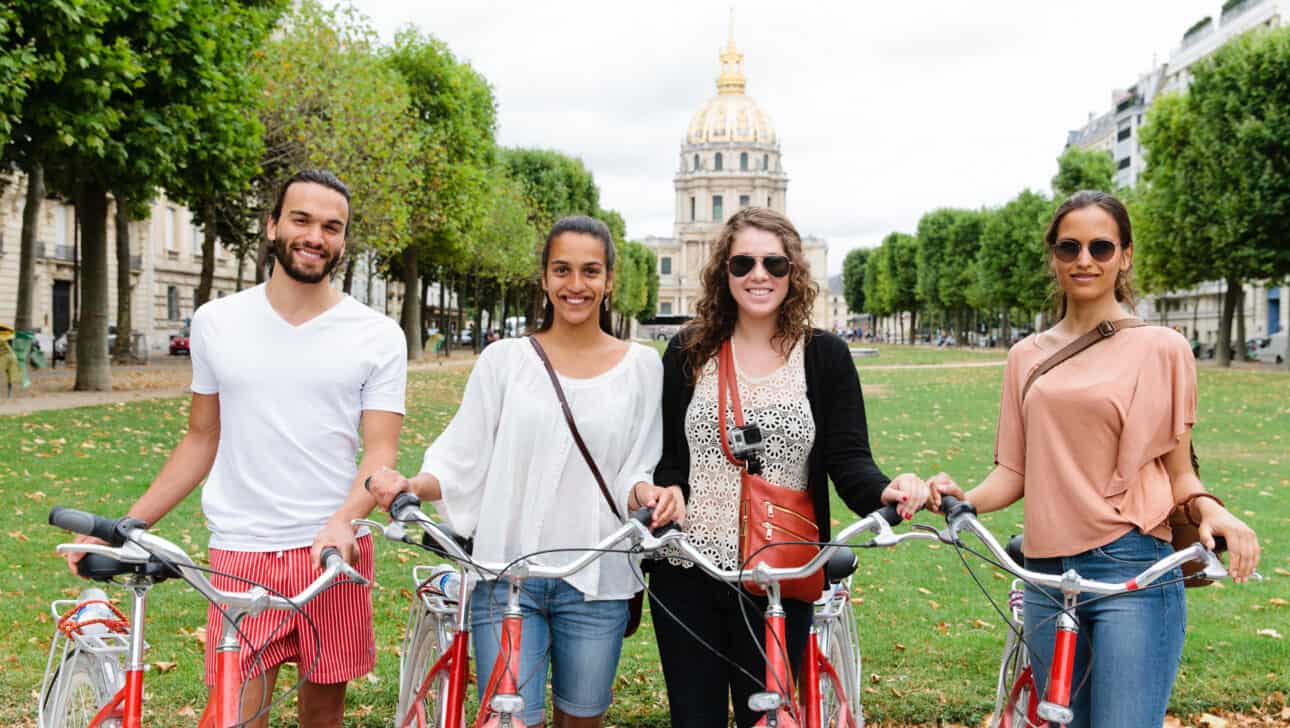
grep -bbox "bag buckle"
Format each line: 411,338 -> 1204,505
1097,320 -> 1117,337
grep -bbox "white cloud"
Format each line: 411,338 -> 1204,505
353,0 -> 1222,272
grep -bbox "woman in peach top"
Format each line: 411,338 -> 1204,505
932,190 -> 1259,728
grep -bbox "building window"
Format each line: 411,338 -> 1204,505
1117,157 -> 1131,170
764,154 -> 770,170
165,208 -> 177,251
690,196 -> 696,222
712,195 -> 724,221
191,225 -> 202,256
714,153 -> 723,171
660,301 -> 673,315
660,256 -> 672,275
767,195 -> 773,208
739,194 -> 750,208
693,154 -> 700,171
1117,126 -> 1131,141
740,152 -> 748,171
167,286 -> 179,321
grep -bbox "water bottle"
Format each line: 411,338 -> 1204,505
71,588 -> 117,635
424,565 -> 461,601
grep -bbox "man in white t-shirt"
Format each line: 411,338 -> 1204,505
68,170 -> 406,727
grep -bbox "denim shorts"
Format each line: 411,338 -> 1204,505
470,577 -> 628,725
1022,528 -> 1186,728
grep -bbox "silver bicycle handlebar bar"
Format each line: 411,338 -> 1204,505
938,497 -> 1260,596
57,530 -> 369,617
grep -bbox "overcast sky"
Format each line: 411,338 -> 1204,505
351,0 -> 1222,274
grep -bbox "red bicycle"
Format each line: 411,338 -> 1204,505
355,492 -> 671,728
41,507 -> 368,728
656,503 -> 930,728
934,495 -> 1259,727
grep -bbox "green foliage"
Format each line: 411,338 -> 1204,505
1052,146 -> 1117,199
841,247 -> 869,315
501,147 -> 604,234
0,5 -> 39,149
598,207 -> 628,246
631,242 -> 661,325
863,244 -> 889,317
611,240 -> 654,330
975,189 -> 1052,318
253,1 -> 419,259
881,231 -> 920,316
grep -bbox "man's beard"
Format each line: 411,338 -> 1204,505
272,237 -> 343,284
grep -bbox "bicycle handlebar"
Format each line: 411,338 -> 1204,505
50,507 -> 370,616
655,504 -> 931,588
935,495 -> 1255,595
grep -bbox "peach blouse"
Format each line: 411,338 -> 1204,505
994,326 -> 1197,557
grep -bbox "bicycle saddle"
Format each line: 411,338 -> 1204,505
823,548 -> 858,584
77,553 -> 180,583
1006,535 -> 1025,566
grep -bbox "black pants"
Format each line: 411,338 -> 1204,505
648,562 -> 813,728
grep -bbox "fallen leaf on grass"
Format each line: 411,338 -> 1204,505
1269,598 -> 1289,607
972,619 -> 993,629
151,661 -> 177,673
1197,713 -> 1228,728
176,706 -> 198,719
917,587 -> 932,595
1257,629 -> 1283,639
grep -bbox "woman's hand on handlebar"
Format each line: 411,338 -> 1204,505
631,483 -> 686,529
1195,499 -> 1261,583
365,465 -> 413,511
881,472 -> 931,520
926,472 -> 966,514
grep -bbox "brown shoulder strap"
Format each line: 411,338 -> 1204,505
716,339 -> 747,469
528,336 -> 623,521
1021,319 -> 1146,401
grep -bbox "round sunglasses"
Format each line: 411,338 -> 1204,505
728,254 -> 792,278
1051,239 -> 1121,263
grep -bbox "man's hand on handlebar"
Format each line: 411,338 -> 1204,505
926,472 -> 966,514
365,465 -> 413,511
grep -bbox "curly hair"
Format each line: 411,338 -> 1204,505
682,207 -> 818,380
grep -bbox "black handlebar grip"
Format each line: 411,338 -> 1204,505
630,506 -> 654,525
49,507 -> 127,546
1211,536 -> 1227,554
389,491 -> 421,516
319,546 -> 343,565
876,504 -> 902,527
939,495 -> 977,522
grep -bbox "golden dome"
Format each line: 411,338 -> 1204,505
685,27 -> 777,146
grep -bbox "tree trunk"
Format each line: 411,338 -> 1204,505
909,309 -> 918,345
196,199 -> 217,308
1191,296 -> 1200,340
500,286 -> 511,338
74,184 -> 111,391
473,276 -> 484,355
1000,309 -> 1011,349
255,238 -> 270,284
15,163 -> 43,331
365,251 -> 375,307
1216,278 -> 1240,367
401,246 -> 422,360
440,271 -> 451,354
342,254 -> 355,295
455,276 -> 466,345
421,275 -> 430,337
1235,286 -> 1247,362
112,199 -> 133,364
235,250 -> 246,292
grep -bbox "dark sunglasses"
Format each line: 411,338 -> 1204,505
1051,239 -> 1120,263
728,254 -> 792,278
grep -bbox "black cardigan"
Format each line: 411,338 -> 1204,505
654,329 -> 891,541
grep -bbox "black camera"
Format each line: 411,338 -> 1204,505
729,423 -> 765,462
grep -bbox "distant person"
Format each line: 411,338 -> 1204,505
67,169 -> 407,728
649,207 -> 931,728
931,190 -> 1259,728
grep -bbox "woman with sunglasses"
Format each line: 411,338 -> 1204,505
648,206 -> 931,728
930,190 -> 1260,728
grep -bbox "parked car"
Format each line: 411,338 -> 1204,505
53,326 -> 117,360
1250,332 -> 1286,364
169,327 -> 191,356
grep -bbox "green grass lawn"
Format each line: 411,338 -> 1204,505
3,350 -> 1287,726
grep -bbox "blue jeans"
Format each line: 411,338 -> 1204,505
470,577 -> 628,725
1023,529 -> 1186,728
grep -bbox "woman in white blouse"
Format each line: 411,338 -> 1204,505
367,216 -> 684,728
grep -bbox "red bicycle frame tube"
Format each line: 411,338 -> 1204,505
1000,666 -> 1039,728
756,611 -> 799,728
400,631 -> 470,728
800,635 -> 821,728
1046,621 -> 1077,709
475,613 -> 523,728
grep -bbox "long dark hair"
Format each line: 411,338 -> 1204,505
683,207 -> 818,379
1044,190 -> 1137,319
535,216 -> 616,334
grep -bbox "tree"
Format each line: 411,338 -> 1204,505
8,0 -> 280,389
879,232 -> 919,343
1052,146 -> 1118,199
612,241 -> 658,338
975,190 -> 1052,343
0,4 -> 39,150
863,245 -> 890,338
387,28 -> 498,359
1137,27 -> 1290,366
841,247 -> 869,320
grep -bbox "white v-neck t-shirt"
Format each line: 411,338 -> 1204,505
422,338 -> 663,600
191,284 -> 407,550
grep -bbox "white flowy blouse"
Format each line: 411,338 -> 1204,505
422,338 -> 663,600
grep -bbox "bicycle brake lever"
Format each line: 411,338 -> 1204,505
910,523 -> 959,545
352,517 -> 406,542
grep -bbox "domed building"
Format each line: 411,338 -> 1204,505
645,24 -> 833,326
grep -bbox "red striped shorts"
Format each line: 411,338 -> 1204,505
203,535 -> 375,686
